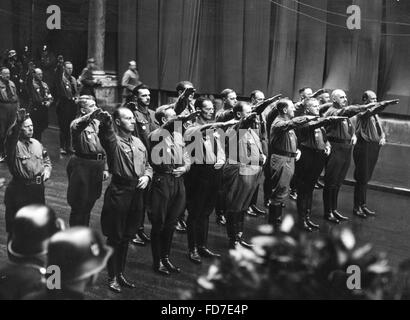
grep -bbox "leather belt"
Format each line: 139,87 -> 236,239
328,137 -> 351,144
13,174 -> 43,185
75,152 -> 105,161
271,148 -> 297,158
300,145 -> 324,153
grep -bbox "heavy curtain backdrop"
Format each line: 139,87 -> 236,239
120,0 -> 410,114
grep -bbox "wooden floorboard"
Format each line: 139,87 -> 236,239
0,128 -> 409,300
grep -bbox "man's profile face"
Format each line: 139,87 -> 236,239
300,88 -> 313,101
80,100 -> 98,115
306,100 -> 320,116
365,91 -> 377,104
333,90 -> 348,107
117,108 -> 136,133
21,118 -> 34,139
224,92 -> 238,109
251,91 -> 265,105
137,89 -> 151,107
200,100 -> 214,120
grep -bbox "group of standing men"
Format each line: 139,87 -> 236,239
1,50 -> 399,296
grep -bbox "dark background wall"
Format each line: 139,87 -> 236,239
1,0 -> 409,115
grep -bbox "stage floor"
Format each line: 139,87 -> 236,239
0,128 -> 409,300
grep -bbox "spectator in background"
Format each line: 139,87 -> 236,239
121,60 -> 142,103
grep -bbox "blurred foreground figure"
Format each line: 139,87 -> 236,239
0,205 -> 64,300
25,227 -> 111,300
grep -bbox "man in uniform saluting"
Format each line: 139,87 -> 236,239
353,91 -> 399,217
267,99 -> 317,230
149,105 -> 194,275
98,107 -> 153,293
323,89 -> 377,223
124,84 -> 158,246
67,96 -> 109,227
4,109 -> 52,240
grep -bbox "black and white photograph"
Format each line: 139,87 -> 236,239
0,0 -> 409,306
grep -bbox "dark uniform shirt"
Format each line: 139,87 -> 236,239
356,114 -> 384,143
270,116 -> 300,154
6,122 -> 52,179
55,64 -> 78,100
71,114 -> 106,155
123,101 -> 158,150
225,121 -> 264,176
298,118 -> 332,150
149,128 -> 190,174
27,76 -> 53,107
100,123 -> 153,179
184,118 -> 225,165
324,104 -> 368,141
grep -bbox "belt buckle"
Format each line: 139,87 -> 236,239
35,176 -> 42,184
97,153 -> 103,161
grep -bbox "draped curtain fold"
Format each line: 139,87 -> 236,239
128,0 -> 410,115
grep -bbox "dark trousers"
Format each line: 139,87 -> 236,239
149,174 -> 186,266
353,138 -> 380,208
67,156 -> 104,227
323,142 -> 352,212
263,160 -> 272,205
269,154 -> 295,206
4,180 -> 45,234
185,165 -> 220,251
0,103 -> 18,156
101,180 -> 144,278
215,169 -> 225,216
296,147 -> 327,217
250,185 -> 259,207
29,104 -> 48,142
56,98 -> 77,151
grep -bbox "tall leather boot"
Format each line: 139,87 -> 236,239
237,211 -> 253,249
332,187 -> 349,221
117,241 -> 136,288
353,183 -> 361,210
323,187 -> 339,223
107,241 -> 121,293
161,228 -> 180,273
305,194 -> 320,230
186,214 -> 196,253
268,204 -> 282,232
360,184 -> 375,216
297,192 -> 312,232
151,227 -> 169,276
226,211 -> 239,249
